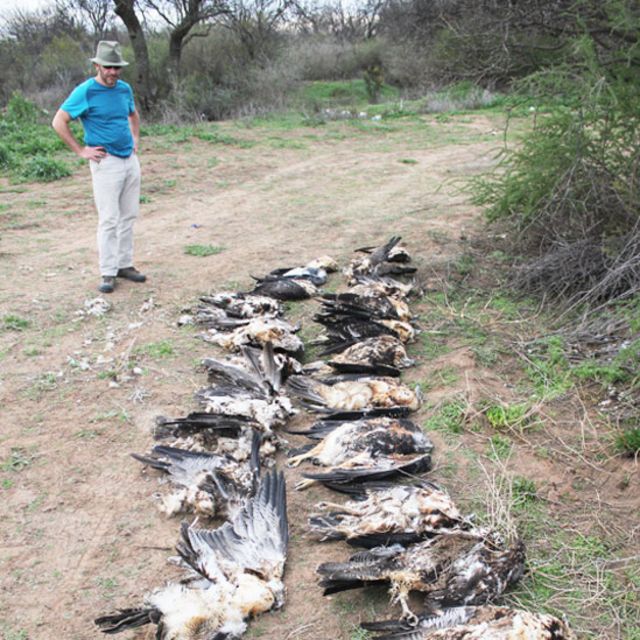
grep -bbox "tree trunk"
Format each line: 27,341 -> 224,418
113,0 -> 153,112
168,22 -> 192,73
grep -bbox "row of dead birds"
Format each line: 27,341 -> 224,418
95,237 -> 574,639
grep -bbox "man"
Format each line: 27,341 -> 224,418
52,40 -> 146,293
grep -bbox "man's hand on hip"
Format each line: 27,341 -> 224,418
80,146 -> 107,161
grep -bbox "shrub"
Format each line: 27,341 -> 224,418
18,157 -> 71,182
5,91 -> 41,123
615,428 -> 640,457
473,11 -> 640,310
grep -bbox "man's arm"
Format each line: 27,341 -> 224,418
51,109 -> 106,162
129,109 -> 140,154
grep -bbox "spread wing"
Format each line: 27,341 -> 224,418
177,469 -> 288,580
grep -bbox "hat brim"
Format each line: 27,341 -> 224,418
91,57 -> 129,66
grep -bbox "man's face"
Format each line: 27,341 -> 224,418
95,64 -> 123,87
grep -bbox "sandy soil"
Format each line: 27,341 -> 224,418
0,113 -> 637,640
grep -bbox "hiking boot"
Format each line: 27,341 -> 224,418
117,266 -> 147,283
98,276 -> 116,293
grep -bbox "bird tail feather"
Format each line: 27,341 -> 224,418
95,608 -> 159,634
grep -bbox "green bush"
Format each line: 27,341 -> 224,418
5,91 -> 41,123
0,143 -> 12,169
18,157 -> 71,182
1,93 -> 72,182
615,428 -> 640,457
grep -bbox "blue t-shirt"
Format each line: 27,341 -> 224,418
61,78 -> 136,157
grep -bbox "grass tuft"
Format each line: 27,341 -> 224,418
2,314 -> 31,331
184,244 -> 225,257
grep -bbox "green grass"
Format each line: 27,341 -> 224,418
523,336 -> 573,400
184,244 -> 225,257
420,366 -> 459,392
487,434 -> 512,460
511,476 -> 537,508
483,402 -> 531,431
142,123 -> 248,147
136,340 -> 175,359
2,314 -> 30,331
0,626 -> 28,640
424,398 -> 467,435
0,447 -> 34,472
297,79 -> 400,109
90,409 -> 131,424
615,427 -> 640,457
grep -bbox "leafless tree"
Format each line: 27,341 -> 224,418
56,0 -> 116,42
217,0 -> 294,62
292,0 -> 386,41
139,0 -> 228,71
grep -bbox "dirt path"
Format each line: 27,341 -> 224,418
1,113 -> 635,640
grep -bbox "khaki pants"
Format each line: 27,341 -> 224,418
90,154 -> 141,277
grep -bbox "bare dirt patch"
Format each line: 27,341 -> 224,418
1,113 -> 637,639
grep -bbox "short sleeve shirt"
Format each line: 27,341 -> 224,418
61,78 -> 136,157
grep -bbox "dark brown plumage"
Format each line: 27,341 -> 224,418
287,417 -> 432,489
361,605 -> 575,639
286,374 -> 421,413
309,480 -> 471,547
317,532 -> 526,622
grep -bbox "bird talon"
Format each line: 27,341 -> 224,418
401,610 -> 419,627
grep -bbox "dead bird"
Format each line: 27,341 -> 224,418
288,417 -> 432,467
301,335 -> 414,380
314,316 -> 416,356
198,291 -> 282,318
309,480 -> 471,548
356,240 -> 413,264
350,274 -> 415,300
95,470 -> 288,639
345,236 -> 403,281
288,417 -> 432,490
252,260 -> 331,286
131,431 -> 260,519
202,342 -> 287,398
254,255 -> 338,285
317,533 -> 526,623
200,316 -> 304,355
297,450 -> 432,491
250,276 -> 319,300
195,383 -> 296,433
361,605 -> 575,639
317,291 -> 412,323
286,374 -> 421,413
153,414 -> 278,471
329,335 -> 415,372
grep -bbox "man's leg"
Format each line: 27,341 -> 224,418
91,156 -> 127,276
116,154 -> 141,270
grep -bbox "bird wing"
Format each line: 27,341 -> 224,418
301,451 -> 432,484
251,278 -> 317,300
177,470 -> 288,581
131,445 -> 229,485
241,342 -> 283,394
202,356 -> 268,397
361,606 -> 478,639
